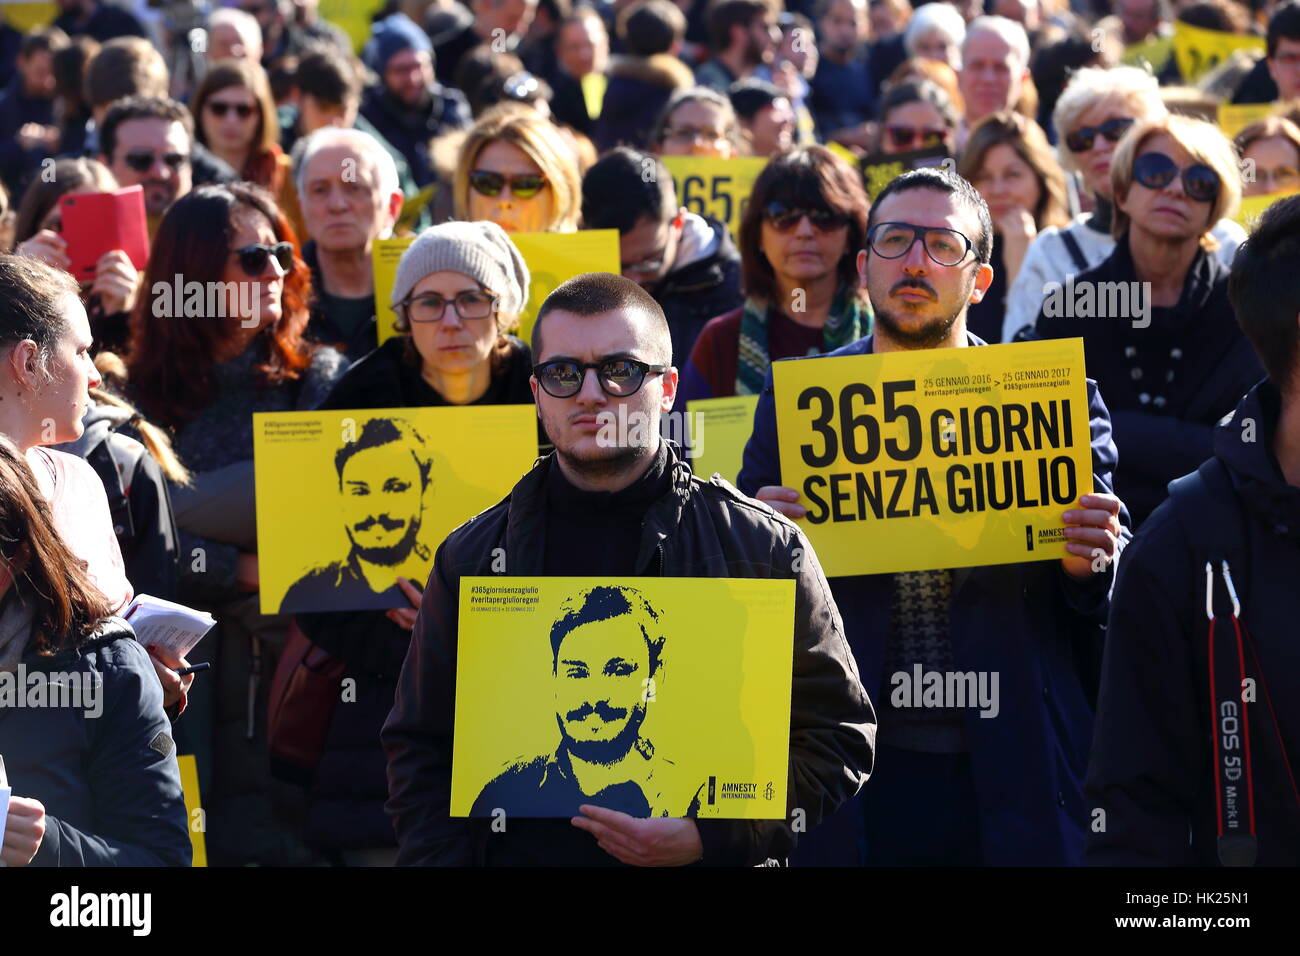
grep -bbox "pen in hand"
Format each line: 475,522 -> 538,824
174,663 -> 211,676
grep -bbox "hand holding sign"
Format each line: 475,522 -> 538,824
572,805 -> 704,866
1060,492 -> 1122,580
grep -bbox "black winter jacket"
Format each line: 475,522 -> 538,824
651,216 -> 743,369
358,83 -> 470,188
0,617 -> 191,866
1086,380 -> 1300,865
382,442 -> 876,866
1035,234 -> 1264,526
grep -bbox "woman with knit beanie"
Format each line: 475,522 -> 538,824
293,220 -> 536,865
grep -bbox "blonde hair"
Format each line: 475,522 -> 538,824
958,111 -> 1071,231
453,103 -> 581,232
1052,65 -> 1168,174
1110,114 -> 1241,247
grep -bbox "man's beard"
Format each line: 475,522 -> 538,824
558,701 -> 647,767
348,513 -> 421,567
871,275 -> 972,349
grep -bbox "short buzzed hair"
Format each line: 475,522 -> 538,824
532,273 -> 671,363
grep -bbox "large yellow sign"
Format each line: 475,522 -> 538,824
254,407 -> 537,614
773,339 -> 1093,576
1235,188 -> 1300,229
661,156 -> 768,238
451,577 -> 794,819
373,230 -> 620,347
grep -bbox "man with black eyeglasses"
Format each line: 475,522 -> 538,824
383,272 -> 875,867
581,148 -> 742,369
737,167 -> 1130,866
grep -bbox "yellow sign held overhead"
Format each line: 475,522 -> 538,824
372,230 -> 620,347
451,577 -> 795,819
662,156 -> 768,239
1173,21 -> 1264,83
254,407 -> 538,615
773,339 -> 1094,577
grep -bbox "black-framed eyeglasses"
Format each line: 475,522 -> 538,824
867,222 -> 974,267
1132,151 -> 1220,203
763,201 -> 850,233
533,358 -> 668,398
121,150 -> 190,174
885,125 -> 948,150
207,100 -> 255,119
231,241 -> 293,277
1064,116 -> 1134,153
468,169 -> 547,199
396,289 -> 498,324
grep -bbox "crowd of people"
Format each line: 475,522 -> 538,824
0,0 -> 1297,868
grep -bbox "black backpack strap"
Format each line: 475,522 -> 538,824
1059,229 -> 1090,272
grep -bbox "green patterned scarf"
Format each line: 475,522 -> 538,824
735,284 -> 871,396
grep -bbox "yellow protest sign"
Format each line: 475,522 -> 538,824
177,754 -> 206,867
317,0 -> 385,53
773,339 -> 1093,577
687,394 -> 759,485
510,230 -> 620,344
1218,102 -> 1278,139
0,2 -> 55,30
826,142 -> 859,168
1235,189 -> 1300,229
580,71 -> 608,120
1173,21 -> 1264,84
662,156 -> 769,239
1122,34 -> 1174,74
450,577 -> 794,819
254,407 -> 538,614
373,230 -> 621,346
372,236 -> 413,345
395,183 -> 437,234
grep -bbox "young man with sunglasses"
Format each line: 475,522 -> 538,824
737,167 -> 1129,866
1085,194 -> 1300,867
1035,116 -> 1263,529
383,272 -> 875,867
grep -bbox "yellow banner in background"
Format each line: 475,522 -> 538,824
1173,21 -> 1264,83
254,406 -> 537,614
1235,188 -> 1300,229
177,754 -> 206,868
1217,102 -> 1278,139
317,0 -> 385,54
450,577 -> 794,819
662,156 -> 768,239
0,1 -> 55,30
773,339 -> 1093,577
580,71 -> 608,120
1123,33 -> 1174,74
373,230 -> 620,347
687,394 -> 759,486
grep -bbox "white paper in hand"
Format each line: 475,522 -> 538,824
123,594 -> 216,658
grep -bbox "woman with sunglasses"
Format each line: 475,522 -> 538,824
12,158 -> 140,354
1035,115 -> 1264,528
876,79 -> 958,157
651,87 -> 744,160
679,146 -> 871,404
453,103 -> 582,235
0,433 -> 191,867
295,220 -> 533,865
191,60 -> 296,228
125,182 -> 345,865
1234,116 -> 1300,199
957,111 -> 1069,344
1002,66 -> 1245,342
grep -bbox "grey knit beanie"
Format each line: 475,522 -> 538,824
391,220 -> 531,320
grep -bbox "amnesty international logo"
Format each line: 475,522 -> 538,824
764,781 -> 775,801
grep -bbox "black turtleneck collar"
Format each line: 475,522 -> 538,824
546,440 -> 672,515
